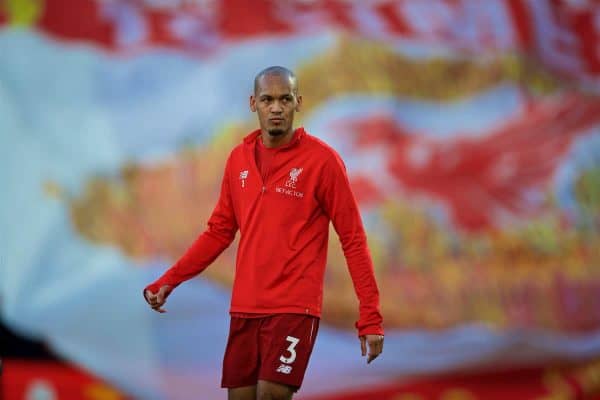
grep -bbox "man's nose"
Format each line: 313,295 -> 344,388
270,100 -> 283,113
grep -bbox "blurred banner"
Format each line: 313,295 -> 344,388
2,360 -> 130,400
1,1 -> 599,399
4,359 -> 600,400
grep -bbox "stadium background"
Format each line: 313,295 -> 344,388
1,0 -> 600,399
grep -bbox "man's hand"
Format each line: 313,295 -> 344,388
360,334 -> 384,364
144,285 -> 173,313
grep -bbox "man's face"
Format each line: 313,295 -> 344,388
250,74 -> 301,136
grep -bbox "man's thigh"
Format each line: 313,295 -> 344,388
257,380 -> 294,400
228,385 -> 257,400
228,381 -> 293,400
258,314 -> 320,391
222,318 -> 261,389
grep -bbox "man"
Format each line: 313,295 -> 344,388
144,66 -> 384,400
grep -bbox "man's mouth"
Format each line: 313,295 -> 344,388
269,118 -> 284,123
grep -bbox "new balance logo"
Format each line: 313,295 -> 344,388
239,170 -> 248,188
276,364 -> 293,374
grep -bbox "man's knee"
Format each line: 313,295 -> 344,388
257,380 -> 295,400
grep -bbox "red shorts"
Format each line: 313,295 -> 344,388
221,314 -> 320,391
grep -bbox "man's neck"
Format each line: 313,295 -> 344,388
261,128 -> 295,148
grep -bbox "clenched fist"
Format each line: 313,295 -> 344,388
144,285 -> 173,313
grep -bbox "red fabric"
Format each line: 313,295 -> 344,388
221,314 -> 320,390
145,127 -> 383,336
255,136 -> 279,182
229,312 -> 272,319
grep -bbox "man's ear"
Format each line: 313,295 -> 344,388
295,95 -> 302,112
250,95 -> 257,112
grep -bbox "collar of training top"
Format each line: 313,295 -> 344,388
243,126 -> 306,150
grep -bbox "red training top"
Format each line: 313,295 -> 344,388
255,136 -> 278,182
145,127 -> 383,336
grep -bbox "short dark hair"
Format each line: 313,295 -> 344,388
254,66 -> 298,95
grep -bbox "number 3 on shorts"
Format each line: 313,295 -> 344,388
280,336 -> 300,364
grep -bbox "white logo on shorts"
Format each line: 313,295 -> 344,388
276,364 -> 293,374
